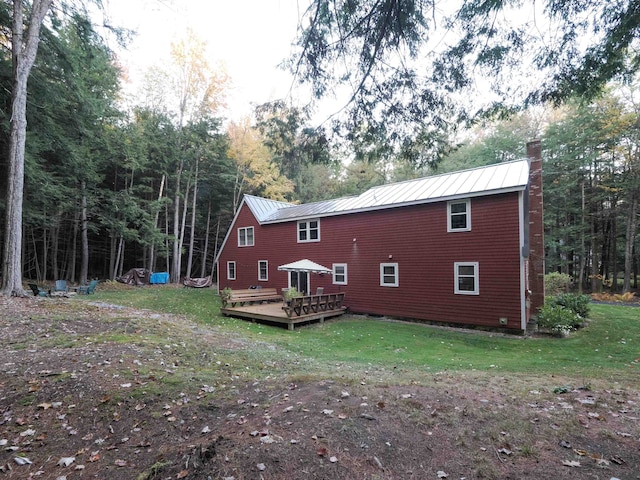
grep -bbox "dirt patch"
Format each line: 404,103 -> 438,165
0,296 -> 638,479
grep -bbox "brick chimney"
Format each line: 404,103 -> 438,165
527,140 -> 545,316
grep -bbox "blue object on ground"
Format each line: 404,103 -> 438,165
150,272 -> 170,284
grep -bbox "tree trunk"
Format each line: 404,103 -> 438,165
80,180 -> 89,285
186,159 -> 199,279
1,0 -> 53,296
30,230 -> 42,282
623,192 -> 638,292
591,211 -> 601,293
51,216 -> 60,280
165,203 -> 171,274
200,199 -> 212,278
149,174 -> 165,273
68,209 -> 79,283
178,172 -> 192,282
41,227 -> 48,282
172,163 -> 184,284
109,230 -> 117,280
112,235 -> 124,280
233,168 -> 245,214
210,216 -> 221,279
577,181 -> 586,293
118,237 -> 125,278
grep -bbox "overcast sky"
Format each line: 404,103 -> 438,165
102,0 -> 305,118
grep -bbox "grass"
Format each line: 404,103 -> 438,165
92,285 -> 639,382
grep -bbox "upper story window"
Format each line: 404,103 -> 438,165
333,263 -> 347,285
238,226 -> 254,247
298,219 -> 320,243
454,262 -> 479,295
227,261 -> 236,280
448,199 -> 471,232
380,263 -> 399,287
258,260 -> 268,281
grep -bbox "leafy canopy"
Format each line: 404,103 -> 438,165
290,0 -> 640,165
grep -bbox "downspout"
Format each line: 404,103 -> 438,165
518,190 -> 528,332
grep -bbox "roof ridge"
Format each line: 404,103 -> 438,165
366,158 -> 527,192
256,158 -> 530,223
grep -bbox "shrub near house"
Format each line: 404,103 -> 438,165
537,294 -> 591,335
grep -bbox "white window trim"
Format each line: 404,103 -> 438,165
297,219 -> 321,243
380,263 -> 399,287
227,261 -> 236,280
238,226 -> 254,247
258,260 -> 268,281
454,261 -> 479,295
333,263 -> 348,285
447,199 -> 471,232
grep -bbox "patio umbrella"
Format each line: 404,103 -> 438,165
277,259 -> 332,274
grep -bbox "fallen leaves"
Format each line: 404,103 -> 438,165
1,299 -> 638,480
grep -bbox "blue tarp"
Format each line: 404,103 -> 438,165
150,272 -> 169,284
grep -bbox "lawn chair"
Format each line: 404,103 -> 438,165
54,280 -> 69,293
76,279 -> 99,295
28,283 -> 50,297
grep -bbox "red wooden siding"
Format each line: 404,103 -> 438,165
218,191 -> 525,330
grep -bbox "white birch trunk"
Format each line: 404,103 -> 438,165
148,174 -> 165,273
185,159 -> 199,279
1,0 -> 53,296
200,199 -> 212,278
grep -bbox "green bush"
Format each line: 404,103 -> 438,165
220,287 -> 233,304
283,287 -> 301,301
550,293 -> 591,319
536,304 -> 579,336
545,272 -> 573,295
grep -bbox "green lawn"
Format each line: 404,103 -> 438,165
94,285 -> 639,381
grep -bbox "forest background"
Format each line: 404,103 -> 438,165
0,1 -> 638,294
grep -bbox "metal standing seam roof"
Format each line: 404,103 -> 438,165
245,158 -> 531,224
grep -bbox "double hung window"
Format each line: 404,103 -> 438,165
448,199 -> 471,232
454,262 -> 479,295
380,263 -> 399,287
227,261 -> 236,280
333,264 -> 347,285
258,260 -> 268,281
238,226 -> 254,246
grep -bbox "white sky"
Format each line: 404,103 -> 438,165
102,0 -> 306,119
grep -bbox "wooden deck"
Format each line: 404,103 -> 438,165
220,301 -> 346,330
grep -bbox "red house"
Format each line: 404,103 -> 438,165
216,141 -> 545,332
